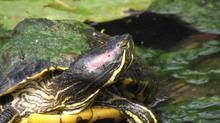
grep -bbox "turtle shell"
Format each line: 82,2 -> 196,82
0,18 -> 110,79
0,18 -> 110,95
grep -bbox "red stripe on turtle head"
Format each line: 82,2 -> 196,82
86,49 -> 116,71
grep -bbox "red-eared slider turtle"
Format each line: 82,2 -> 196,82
0,19 -> 158,123
0,34 -> 136,122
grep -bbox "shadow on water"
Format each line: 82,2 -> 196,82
86,11 -> 198,50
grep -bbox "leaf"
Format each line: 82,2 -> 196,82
148,0 -> 220,33
0,0 -> 155,30
136,37 -> 220,84
135,34 -> 220,122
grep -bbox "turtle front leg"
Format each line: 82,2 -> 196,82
0,107 -> 19,123
95,90 -> 158,123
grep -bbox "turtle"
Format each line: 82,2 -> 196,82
0,19 -> 158,123
0,33 -> 137,122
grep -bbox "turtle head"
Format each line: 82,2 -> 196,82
67,34 -> 135,87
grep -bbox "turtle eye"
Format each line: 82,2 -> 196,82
119,41 -> 129,49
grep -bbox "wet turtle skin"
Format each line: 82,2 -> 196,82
0,18 -> 158,123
